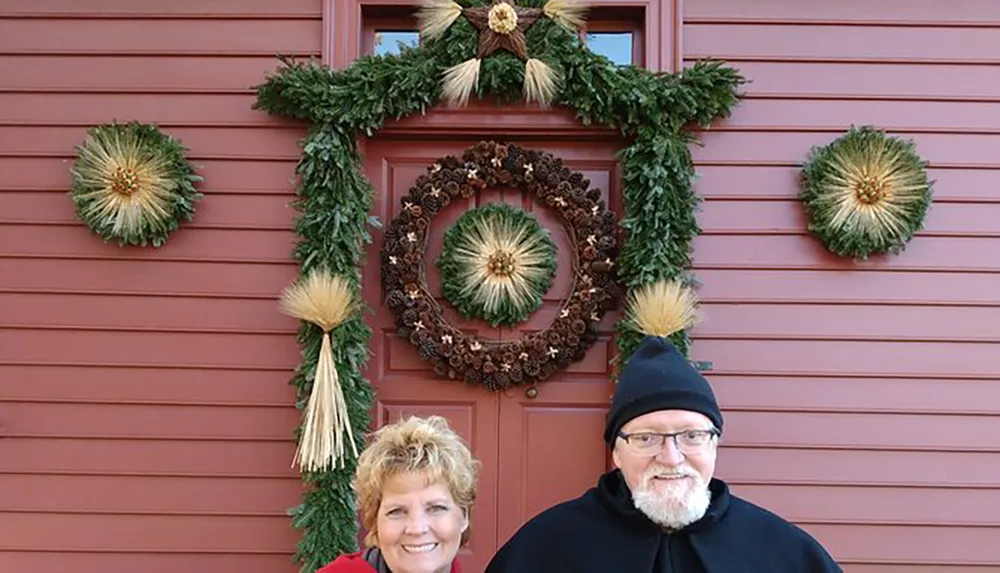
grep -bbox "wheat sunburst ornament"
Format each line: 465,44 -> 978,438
799,126 -> 933,259
437,203 -> 557,327
69,121 -> 202,247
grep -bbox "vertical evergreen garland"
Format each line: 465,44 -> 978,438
283,125 -> 376,571
253,2 -> 743,569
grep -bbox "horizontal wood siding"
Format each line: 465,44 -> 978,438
684,1 -> 1000,570
0,2 -> 318,572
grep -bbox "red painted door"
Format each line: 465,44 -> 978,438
362,129 -> 622,572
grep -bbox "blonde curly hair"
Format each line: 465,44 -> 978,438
354,415 -> 479,547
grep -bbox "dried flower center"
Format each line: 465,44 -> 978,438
488,3 -> 518,34
110,166 -> 140,196
487,250 -> 516,277
853,174 -> 887,205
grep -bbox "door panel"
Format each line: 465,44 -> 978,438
362,136 -> 621,571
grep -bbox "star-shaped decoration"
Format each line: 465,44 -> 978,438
430,185 -> 442,197
464,0 -> 541,61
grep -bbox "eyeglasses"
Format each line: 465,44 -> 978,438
617,429 -> 720,457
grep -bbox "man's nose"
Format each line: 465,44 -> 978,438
654,437 -> 685,465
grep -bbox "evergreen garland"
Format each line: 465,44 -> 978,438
252,1 -> 743,569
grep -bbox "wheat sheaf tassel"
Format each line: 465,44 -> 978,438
543,0 -> 589,32
624,279 -> 701,338
279,270 -> 360,472
442,58 -> 481,107
417,0 -> 463,41
524,58 -> 559,107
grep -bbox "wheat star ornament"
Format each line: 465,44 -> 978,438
418,0 -> 589,107
466,0 -> 540,60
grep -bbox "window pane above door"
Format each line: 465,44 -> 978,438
585,31 -> 634,66
373,30 -> 419,56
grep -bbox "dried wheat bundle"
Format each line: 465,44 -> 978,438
623,279 -> 701,338
279,270 -> 359,471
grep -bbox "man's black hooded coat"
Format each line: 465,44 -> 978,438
485,470 -> 842,572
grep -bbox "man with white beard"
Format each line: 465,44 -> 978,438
486,335 -> 842,572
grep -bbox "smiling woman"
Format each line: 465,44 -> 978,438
317,416 -> 479,573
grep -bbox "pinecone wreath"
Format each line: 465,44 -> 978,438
380,141 -> 621,391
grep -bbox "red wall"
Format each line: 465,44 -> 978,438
0,1 -> 319,571
685,1 -> 1000,571
1,0 -> 999,572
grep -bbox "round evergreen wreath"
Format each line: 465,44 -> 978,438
381,141 -> 620,390
437,202 -> 557,327
69,120 -> 202,247
800,125 -> 933,259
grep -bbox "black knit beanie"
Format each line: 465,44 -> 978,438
604,335 -> 723,445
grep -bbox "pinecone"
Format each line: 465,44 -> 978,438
423,193 -> 443,215
492,371 -> 511,390
386,290 -> 407,312
509,362 -> 524,383
433,362 -> 449,377
419,340 -> 437,361
465,369 -> 483,386
523,360 -> 541,378
587,188 -> 601,202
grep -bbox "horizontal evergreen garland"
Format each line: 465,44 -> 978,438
253,1 -> 743,570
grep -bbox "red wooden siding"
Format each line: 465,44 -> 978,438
0,1 -> 320,572
1,0 -> 999,572
684,1 -> 1000,570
